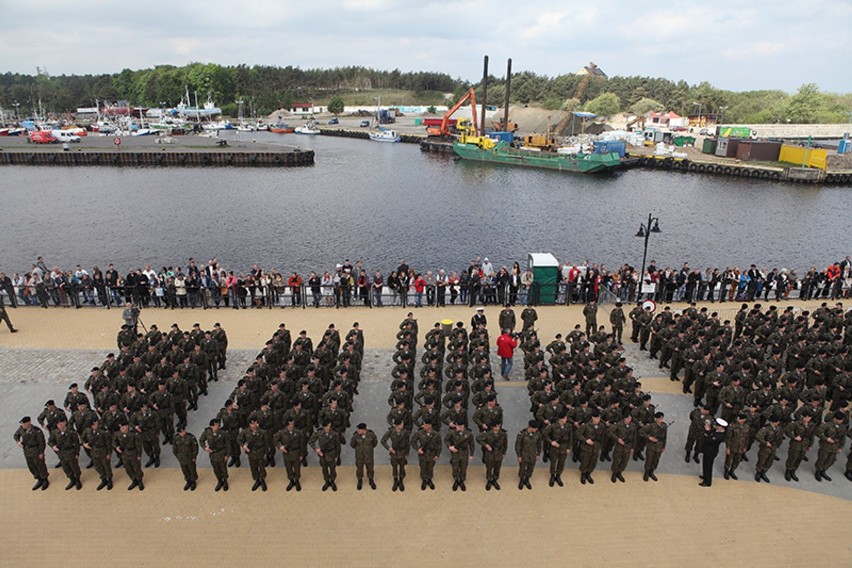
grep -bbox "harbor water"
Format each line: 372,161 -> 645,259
1,132 -> 850,274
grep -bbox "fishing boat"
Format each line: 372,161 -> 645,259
269,123 -> 294,134
369,129 -> 401,143
294,121 -> 320,135
453,140 -> 622,174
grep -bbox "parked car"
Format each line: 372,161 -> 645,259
699,128 -> 713,136
360,120 -> 370,127
328,118 -> 339,125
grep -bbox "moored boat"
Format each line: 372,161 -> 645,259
294,122 -> 320,135
453,140 -> 622,174
369,129 -> 400,143
269,124 -> 294,134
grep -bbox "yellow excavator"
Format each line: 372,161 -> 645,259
457,118 -> 496,149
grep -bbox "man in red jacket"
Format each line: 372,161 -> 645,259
496,330 -> 518,380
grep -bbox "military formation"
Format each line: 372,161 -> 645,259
13,299 -> 852,492
13,321 -> 229,491
197,322 -> 366,492
632,300 -> 851,484
520,305 -> 668,486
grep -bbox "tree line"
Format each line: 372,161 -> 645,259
1,63 -> 849,124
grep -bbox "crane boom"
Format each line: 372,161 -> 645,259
426,88 -> 479,137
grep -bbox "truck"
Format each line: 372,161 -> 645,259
717,126 -> 757,139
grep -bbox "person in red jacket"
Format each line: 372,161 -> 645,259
496,330 -> 518,380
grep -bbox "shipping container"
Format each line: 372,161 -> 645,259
593,140 -> 626,158
702,138 -> 718,154
779,145 -> 828,170
715,138 -> 739,157
673,136 -> 696,147
735,141 -> 782,162
487,131 -> 515,143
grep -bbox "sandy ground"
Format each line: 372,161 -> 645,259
2,467 -> 850,567
0,300 -> 827,352
2,301 -> 850,566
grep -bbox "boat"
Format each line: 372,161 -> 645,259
294,122 -> 320,135
453,140 -> 622,174
369,129 -> 401,143
269,124 -> 294,134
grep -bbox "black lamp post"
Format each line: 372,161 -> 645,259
635,213 -> 661,300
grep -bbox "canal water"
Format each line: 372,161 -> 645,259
1,132 -> 850,275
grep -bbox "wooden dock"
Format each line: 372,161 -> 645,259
0,149 -> 313,167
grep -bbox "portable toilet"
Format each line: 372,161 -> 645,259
527,253 -> 560,305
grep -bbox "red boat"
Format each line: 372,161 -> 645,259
269,125 -> 294,134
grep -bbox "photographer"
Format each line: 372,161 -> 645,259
122,302 -> 140,334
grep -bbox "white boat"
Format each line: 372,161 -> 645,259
295,122 -> 320,135
369,129 -> 400,143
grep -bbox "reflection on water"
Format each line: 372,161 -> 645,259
0,132 -> 849,275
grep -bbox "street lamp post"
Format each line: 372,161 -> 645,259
718,106 -> 727,129
635,213 -> 661,301
693,102 -> 702,128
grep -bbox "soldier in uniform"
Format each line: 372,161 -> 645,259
583,301 -> 598,337
411,420 -> 441,490
239,417 -> 268,491
685,404 -> 713,464
172,424 -> 199,491
81,417 -> 113,490
477,421 -> 507,490
543,412 -> 572,487
0,295 -> 18,333
628,302 -> 643,343
200,419 -> 229,491
515,419 -> 542,490
274,418 -> 304,491
14,416 -> 48,490
784,410 -> 816,482
754,414 -> 784,483
48,417 -> 81,490
640,412 -> 668,482
521,306 -> 537,333
609,413 -> 638,483
815,411 -> 847,482
445,421 -> 475,491
217,399 -> 242,468
114,419 -> 145,490
381,418 -> 411,492
723,413 -> 750,480
350,423 -> 378,490
131,401 -> 160,468
578,411 -> 605,484
309,418 -> 342,491
610,302 -> 626,343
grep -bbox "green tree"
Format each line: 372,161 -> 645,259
783,83 -> 827,123
583,92 -> 621,117
327,96 -> 344,115
629,97 -> 664,115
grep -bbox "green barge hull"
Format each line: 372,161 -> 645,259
453,141 -> 621,174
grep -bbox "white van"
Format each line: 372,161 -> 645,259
51,130 -> 81,143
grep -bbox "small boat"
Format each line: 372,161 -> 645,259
270,125 -> 294,134
294,122 -> 320,135
369,129 -> 401,143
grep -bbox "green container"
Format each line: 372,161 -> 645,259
702,138 -> 717,154
414,118 -> 422,126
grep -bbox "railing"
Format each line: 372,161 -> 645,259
1,278 -> 848,311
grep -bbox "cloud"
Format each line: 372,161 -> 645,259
0,0 -> 849,93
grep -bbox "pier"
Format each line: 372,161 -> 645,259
0,135 -> 314,167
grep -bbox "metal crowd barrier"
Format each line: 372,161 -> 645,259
1,277 -> 849,310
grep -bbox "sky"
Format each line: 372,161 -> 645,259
1,0 -> 850,93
